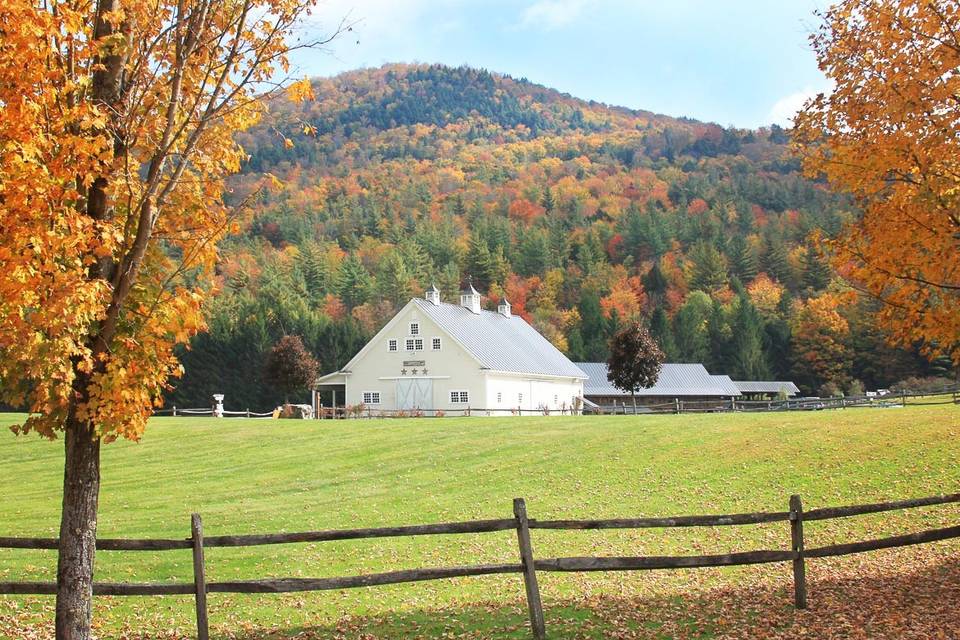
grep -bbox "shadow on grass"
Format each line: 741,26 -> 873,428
203,554 -> 960,640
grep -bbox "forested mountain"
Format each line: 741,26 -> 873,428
166,63 -> 951,409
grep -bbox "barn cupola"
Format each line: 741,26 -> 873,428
425,284 -> 441,306
460,279 -> 482,314
498,297 -> 512,318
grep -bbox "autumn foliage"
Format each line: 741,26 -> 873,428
795,0 -> 960,363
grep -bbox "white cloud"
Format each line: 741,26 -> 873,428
519,0 -> 591,31
767,87 -> 819,127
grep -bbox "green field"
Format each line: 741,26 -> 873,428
2,405 -> 960,639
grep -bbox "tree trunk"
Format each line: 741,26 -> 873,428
55,416 -> 101,640
632,391 -> 637,414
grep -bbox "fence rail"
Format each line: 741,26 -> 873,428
3,492 -> 958,639
151,385 -> 959,420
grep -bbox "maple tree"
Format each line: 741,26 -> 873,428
0,0 -> 342,637
606,322 -> 665,410
794,0 -> 960,364
265,335 -> 320,404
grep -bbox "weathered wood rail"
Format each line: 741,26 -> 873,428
1,492 -> 959,639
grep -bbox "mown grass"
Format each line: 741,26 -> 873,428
1,404 -> 959,638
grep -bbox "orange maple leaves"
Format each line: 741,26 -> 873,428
0,0 -> 323,440
794,0 -> 960,363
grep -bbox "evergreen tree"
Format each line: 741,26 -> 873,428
728,236 -> 758,283
728,295 -> 770,379
642,262 -> 668,297
517,229 -> 550,276
466,234 -> 493,289
706,299 -> 733,373
673,291 -> 712,363
335,254 -> 373,309
649,307 -> 678,360
541,186 -> 555,213
578,291 -> 608,360
763,237 -> 793,286
298,242 -> 330,300
688,241 -> 728,292
802,248 -> 832,291
376,250 -> 414,307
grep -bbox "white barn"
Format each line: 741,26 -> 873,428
314,286 -> 587,415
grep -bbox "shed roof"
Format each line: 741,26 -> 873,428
734,380 -> 801,395
576,362 -> 741,397
412,298 -> 587,379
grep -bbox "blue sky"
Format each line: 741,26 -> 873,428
294,0 -> 831,129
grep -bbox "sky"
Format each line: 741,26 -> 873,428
290,0 -> 833,129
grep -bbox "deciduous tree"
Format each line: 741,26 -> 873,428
0,1 -> 341,637
607,323 -> 665,410
795,0 -> 960,363
265,335 -> 320,404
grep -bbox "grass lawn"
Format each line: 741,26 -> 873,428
1,404 -> 959,639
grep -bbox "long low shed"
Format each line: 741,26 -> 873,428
577,362 -> 741,408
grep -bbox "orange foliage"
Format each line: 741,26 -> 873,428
795,0 -> 960,363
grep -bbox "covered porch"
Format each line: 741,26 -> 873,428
313,371 -> 348,419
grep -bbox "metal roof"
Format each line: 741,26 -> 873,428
734,380 -> 801,395
413,298 -> 587,379
710,374 -> 743,396
576,362 -> 742,397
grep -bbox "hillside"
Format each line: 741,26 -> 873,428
167,63 -> 951,410
2,406 -> 959,637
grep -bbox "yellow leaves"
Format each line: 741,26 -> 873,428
284,137 -> 295,149
287,78 -> 316,104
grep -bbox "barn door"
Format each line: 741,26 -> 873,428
396,378 -> 432,411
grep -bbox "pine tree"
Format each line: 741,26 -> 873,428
673,291 -> 712,363
466,234 -> 493,289
649,307 -> 678,360
335,254 -> 373,309
517,229 -> 550,276
728,295 -> 770,379
763,237 -> 793,286
541,186 -> 555,213
728,236 -> 758,283
376,250 -> 414,307
802,248 -> 832,292
689,241 -> 728,292
578,291 -> 608,360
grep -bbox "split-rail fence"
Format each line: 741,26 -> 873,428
1,492 -> 959,639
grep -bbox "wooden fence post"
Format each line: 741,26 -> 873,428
789,495 -> 807,609
191,513 -> 210,640
513,498 -> 546,639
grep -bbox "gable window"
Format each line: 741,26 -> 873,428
414,338 -> 424,351
432,337 -> 442,351
405,338 -> 415,351
450,390 -> 469,404
388,339 -> 398,352
409,322 -> 420,336
362,391 -> 381,405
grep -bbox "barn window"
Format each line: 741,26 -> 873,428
450,390 -> 469,403
518,393 -> 523,404
405,338 -> 415,351
414,338 -> 424,351
432,337 -> 441,350
388,339 -> 398,352
362,391 -> 381,405
497,392 -> 502,403
409,322 -> 420,336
